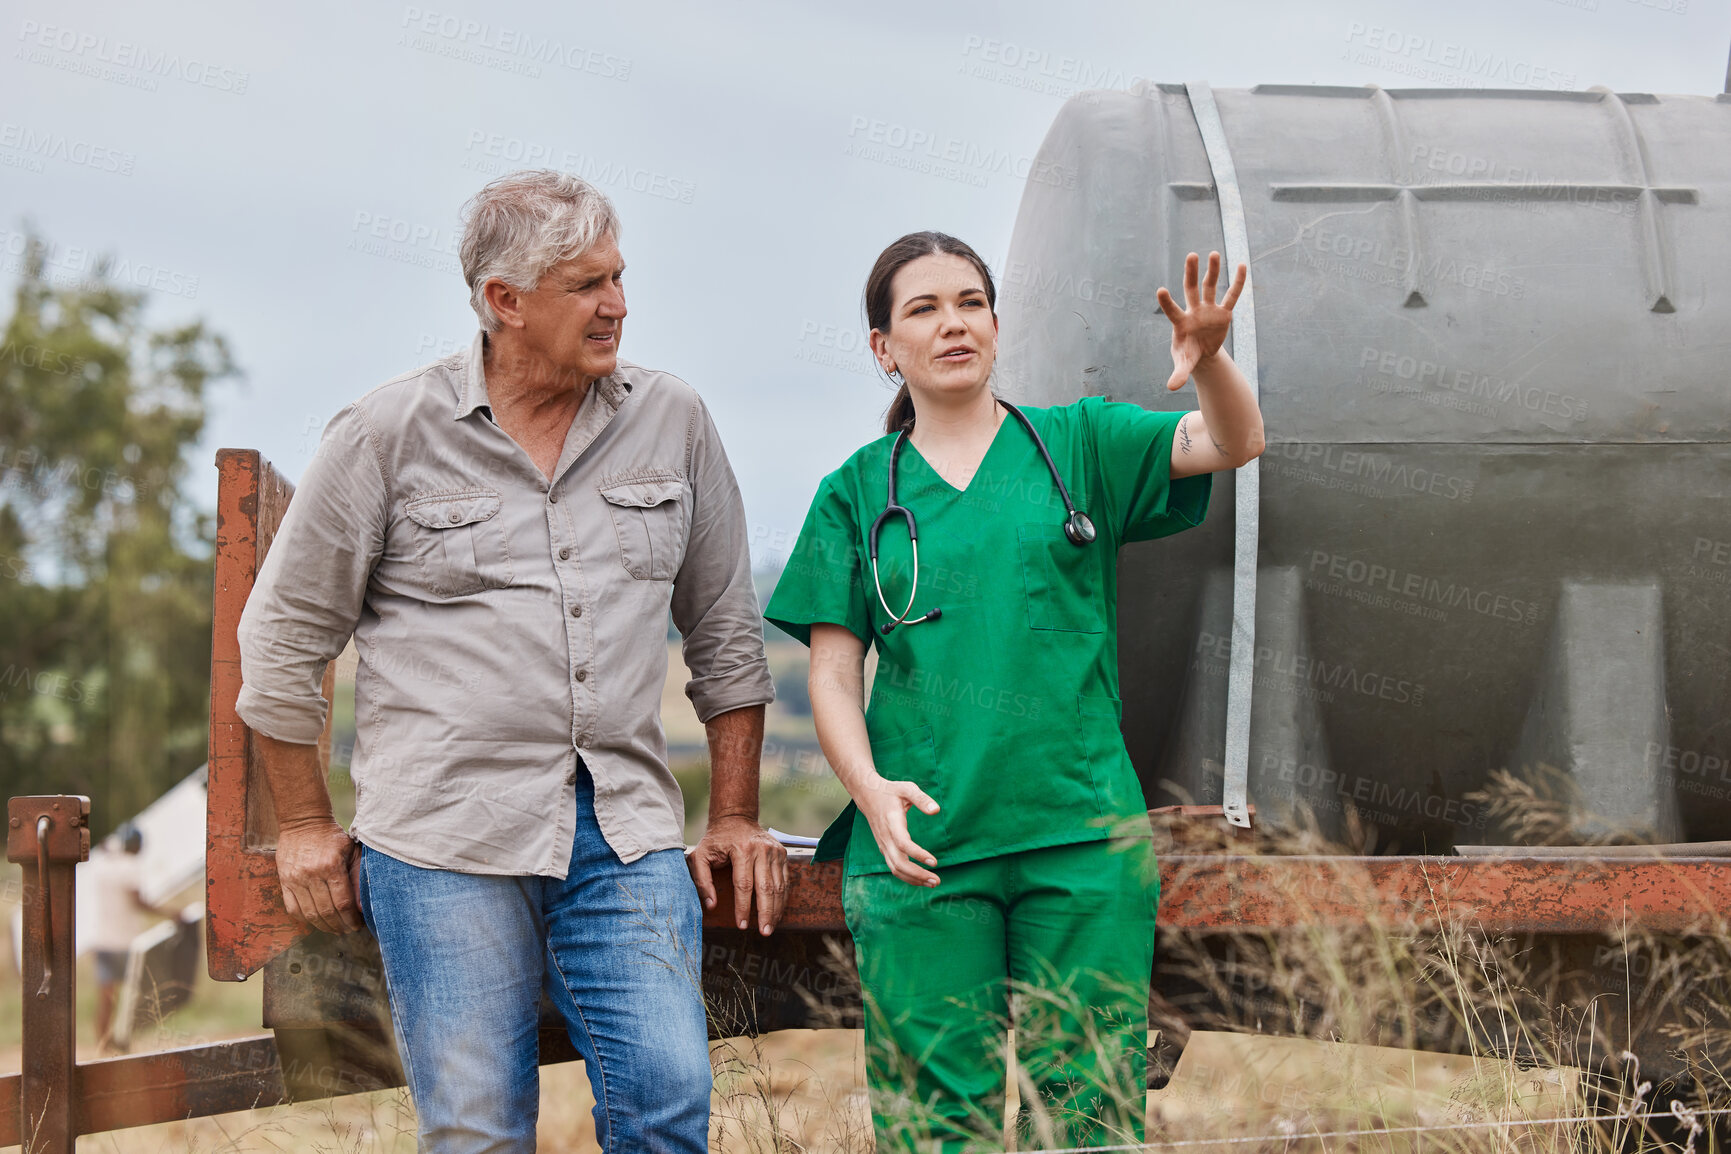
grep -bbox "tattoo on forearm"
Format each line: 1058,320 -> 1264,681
1177,415 -> 1193,454
1210,434 -> 1227,455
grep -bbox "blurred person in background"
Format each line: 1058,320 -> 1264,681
88,822 -> 150,1052
236,170 -> 783,1153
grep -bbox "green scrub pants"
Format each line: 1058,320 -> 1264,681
843,837 -> 1159,1154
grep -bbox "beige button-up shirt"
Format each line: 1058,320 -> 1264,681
235,333 -> 774,875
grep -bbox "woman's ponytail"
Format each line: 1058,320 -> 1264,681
885,381 -> 916,434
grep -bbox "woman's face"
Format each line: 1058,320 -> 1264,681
870,253 -> 998,401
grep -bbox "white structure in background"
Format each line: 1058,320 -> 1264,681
10,764 -> 207,985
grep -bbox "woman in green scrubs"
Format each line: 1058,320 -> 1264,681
765,232 -> 1263,1152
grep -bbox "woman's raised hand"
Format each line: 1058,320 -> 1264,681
1156,251 -> 1248,392
857,775 -> 942,887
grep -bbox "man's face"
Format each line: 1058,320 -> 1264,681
511,234 -> 627,384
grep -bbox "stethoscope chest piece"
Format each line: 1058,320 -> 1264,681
1063,510 -> 1096,546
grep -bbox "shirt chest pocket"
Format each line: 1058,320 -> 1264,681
599,474 -> 689,582
1017,521 -> 1104,633
403,489 -> 513,597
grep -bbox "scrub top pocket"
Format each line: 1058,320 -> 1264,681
1017,522 -> 1104,633
599,473 -> 690,581
1078,692 -> 1147,826
403,488 -> 513,597
846,723 -> 949,875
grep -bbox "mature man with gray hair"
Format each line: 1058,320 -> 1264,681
235,169 -> 784,1152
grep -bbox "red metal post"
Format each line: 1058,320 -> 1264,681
8,795 -> 90,1154
208,449 -> 328,980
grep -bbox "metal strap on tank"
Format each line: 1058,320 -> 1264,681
1185,81 -> 1258,829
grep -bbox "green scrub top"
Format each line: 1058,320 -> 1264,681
763,397 -> 1211,876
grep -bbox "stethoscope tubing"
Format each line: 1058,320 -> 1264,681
871,399 -> 1090,634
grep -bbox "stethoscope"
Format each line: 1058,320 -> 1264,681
870,399 -> 1096,635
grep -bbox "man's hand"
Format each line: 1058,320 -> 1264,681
277,817 -> 363,935
688,815 -> 787,936
1157,251 -> 1248,391
254,732 -> 360,934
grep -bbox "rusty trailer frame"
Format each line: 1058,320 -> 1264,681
13,832 -> 1731,1147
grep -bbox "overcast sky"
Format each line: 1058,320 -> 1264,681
4,0 -> 1726,561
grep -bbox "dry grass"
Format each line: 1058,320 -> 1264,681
13,765 -> 1731,1151
57,1032 -> 866,1154
1137,789 -> 1731,1153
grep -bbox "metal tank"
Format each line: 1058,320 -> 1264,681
997,82 -> 1731,851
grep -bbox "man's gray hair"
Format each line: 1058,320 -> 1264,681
460,170 -> 621,331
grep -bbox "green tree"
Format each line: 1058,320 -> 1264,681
0,233 -> 236,832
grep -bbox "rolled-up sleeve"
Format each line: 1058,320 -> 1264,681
235,405 -> 388,744
669,397 -> 775,722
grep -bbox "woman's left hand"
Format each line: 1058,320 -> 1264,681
1156,251 -> 1247,392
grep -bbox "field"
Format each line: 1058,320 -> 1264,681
0,635 -> 880,1152
8,641 -> 1725,1150
0,925 -> 872,1151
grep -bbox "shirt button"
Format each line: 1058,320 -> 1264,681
549,491 -> 559,504
565,769 -> 577,786
447,510 -> 461,524
570,605 -> 582,618
574,669 -> 587,682
558,547 -> 571,561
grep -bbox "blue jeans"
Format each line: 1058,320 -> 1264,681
356,763 -> 711,1153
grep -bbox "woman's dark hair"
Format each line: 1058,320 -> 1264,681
864,231 -> 997,434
